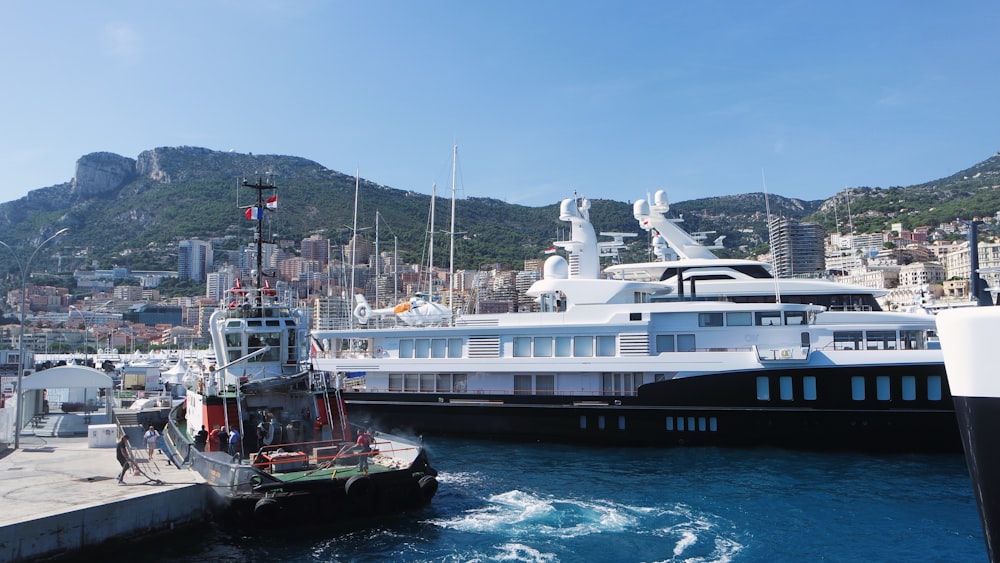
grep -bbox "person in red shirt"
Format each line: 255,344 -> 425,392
356,428 -> 373,473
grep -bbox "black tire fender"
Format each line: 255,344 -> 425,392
345,474 -> 373,499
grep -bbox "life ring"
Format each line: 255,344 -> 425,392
345,474 -> 373,499
394,302 -> 411,314
417,475 -> 438,503
354,302 -> 372,324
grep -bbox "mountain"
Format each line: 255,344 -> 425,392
0,147 -> 636,276
2,146 -> 998,283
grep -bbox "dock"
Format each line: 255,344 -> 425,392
0,414 -> 209,562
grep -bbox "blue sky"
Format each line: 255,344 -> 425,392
2,1 -> 998,207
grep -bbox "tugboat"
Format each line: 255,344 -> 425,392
160,178 -> 438,525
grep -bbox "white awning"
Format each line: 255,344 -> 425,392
20,365 -> 114,390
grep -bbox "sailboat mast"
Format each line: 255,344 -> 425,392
428,183 -> 436,300
449,144 -> 457,315
350,171 -> 359,327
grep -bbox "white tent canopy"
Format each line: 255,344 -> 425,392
21,365 -> 113,390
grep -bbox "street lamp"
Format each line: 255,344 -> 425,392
0,227 -> 69,449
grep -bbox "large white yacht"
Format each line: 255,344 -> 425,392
311,196 -> 953,451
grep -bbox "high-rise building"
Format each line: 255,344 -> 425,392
767,218 -> 826,277
178,239 -> 213,282
301,234 -> 330,267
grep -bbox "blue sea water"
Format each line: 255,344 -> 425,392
147,438 -> 985,562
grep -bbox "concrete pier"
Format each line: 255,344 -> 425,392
0,415 -> 209,562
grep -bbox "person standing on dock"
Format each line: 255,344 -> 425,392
116,434 -> 134,484
143,426 -> 160,457
194,425 -> 208,452
228,427 -> 242,458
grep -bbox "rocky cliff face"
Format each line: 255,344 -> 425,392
71,152 -> 136,198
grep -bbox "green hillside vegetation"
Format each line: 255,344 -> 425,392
2,146 -> 999,300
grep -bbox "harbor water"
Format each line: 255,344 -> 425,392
130,437 -> 984,562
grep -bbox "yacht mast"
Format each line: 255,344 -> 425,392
428,183 -> 436,300
449,144 -> 457,314
350,171 -> 359,328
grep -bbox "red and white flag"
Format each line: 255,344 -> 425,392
265,195 -> 278,210
543,246 -> 557,254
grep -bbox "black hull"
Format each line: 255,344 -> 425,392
954,396 -> 1000,562
344,365 -> 961,453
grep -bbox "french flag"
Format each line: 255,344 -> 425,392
245,206 -> 262,220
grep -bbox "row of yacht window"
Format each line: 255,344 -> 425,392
391,327 -> 929,360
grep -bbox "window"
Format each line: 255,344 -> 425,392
389,373 -> 403,392
727,312 -> 752,326
399,339 -> 414,358
533,337 -> 553,357
574,336 -> 594,357
803,376 -> 817,400
927,375 -> 942,400
866,331 -> 897,351
902,376 -> 916,400
784,311 -> 808,325
420,374 -> 434,392
756,311 -> 782,326
536,374 -> 555,395
851,376 -> 866,400
448,338 -> 463,358
415,339 -> 430,358
756,376 -> 770,400
513,337 -> 531,357
432,338 -> 448,358
779,376 -> 793,400
656,334 -> 675,353
699,312 -> 724,327
834,331 -> 863,351
514,374 -> 532,395
596,335 -> 615,357
453,374 -> 467,392
877,376 -> 890,400
555,337 -> 572,357
436,373 -> 451,392
677,334 -> 696,352
900,331 -> 924,350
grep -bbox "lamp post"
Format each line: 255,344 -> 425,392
0,227 -> 69,449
